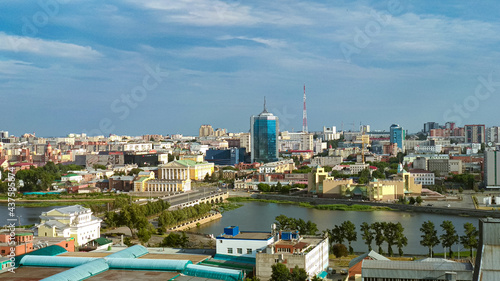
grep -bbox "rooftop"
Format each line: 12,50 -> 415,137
217,231 -> 273,240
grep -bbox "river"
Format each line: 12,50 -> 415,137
0,201 -> 479,255
196,201 -> 479,255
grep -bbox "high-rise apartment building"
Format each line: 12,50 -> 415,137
390,124 -> 405,152
250,100 -> 279,163
486,126 -> 500,144
484,150 -> 500,188
199,125 -> 214,137
423,122 -> 439,134
0,131 -> 8,139
465,124 -> 485,144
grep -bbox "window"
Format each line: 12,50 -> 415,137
247,248 -> 252,254
227,248 -> 233,254
237,248 -> 242,254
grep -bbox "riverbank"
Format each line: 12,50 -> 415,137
227,197 -> 393,211
255,194 -> 500,218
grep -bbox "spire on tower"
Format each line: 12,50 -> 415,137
302,84 -> 308,133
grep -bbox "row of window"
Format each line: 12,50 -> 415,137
227,248 -> 252,254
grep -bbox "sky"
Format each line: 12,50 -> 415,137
1,0 -> 500,137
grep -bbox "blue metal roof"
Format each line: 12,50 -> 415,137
19,256 -> 96,268
40,258 -> 109,281
183,264 -> 244,281
106,245 -> 148,259
106,258 -> 192,271
14,245 -> 68,267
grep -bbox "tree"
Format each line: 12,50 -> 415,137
341,221 -> 357,254
331,244 -> 348,258
408,197 -> 416,205
325,225 -> 344,246
160,232 -> 189,248
460,222 -> 479,258
270,263 -> 290,281
371,222 -> 386,255
394,222 -> 408,256
290,265 -> 308,281
440,220 -> 459,258
118,204 -> 150,238
384,222 -> 398,256
415,196 -> 423,206
420,221 -> 440,257
360,222 -> 374,251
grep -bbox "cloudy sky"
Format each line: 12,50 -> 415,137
2,0 -> 500,137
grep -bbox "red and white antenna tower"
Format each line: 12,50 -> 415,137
302,84 -> 308,133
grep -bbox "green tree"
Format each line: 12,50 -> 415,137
118,204 -> 150,238
331,243 -> 348,258
128,168 -> 144,176
160,232 -> 189,248
325,225 -> 344,246
415,196 -> 423,205
290,265 -> 308,281
460,222 -> 479,258
440,220 -> 459,258
420,220 -> 440,257
371,222 -> 386,255
408,197 -> 416,205
341,221 -> 357,254
361,222 -> 374,251
394,222 -> 408,256
383,222 -> 398,256
270,263 -> 290,281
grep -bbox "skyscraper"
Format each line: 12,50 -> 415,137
251,99 -> 279,163
390,124 -> 405,152
484,150 -> 500,188
465,124 -> 486,144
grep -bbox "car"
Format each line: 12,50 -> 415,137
427,204 -> 433,206
340,269 -> 348,275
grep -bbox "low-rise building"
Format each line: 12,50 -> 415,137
408,169 -> 435,185
37,205 -> 102,246
256,231 -> 329,280
362,258 -> 473,281
216,226 -> 275,260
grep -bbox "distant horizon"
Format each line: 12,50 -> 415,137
2,1 -> 500,137
1,120 -> 496,139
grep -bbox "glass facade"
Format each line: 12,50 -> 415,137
251,112 -> 279,163
390,124 -> 405,151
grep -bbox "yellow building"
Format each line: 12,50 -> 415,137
308,166 -> 421,200
161,159 -> 214,181
37,205 -> 102,246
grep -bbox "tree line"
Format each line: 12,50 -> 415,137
275,215 -> 479,258
104,199 -> 170,244
157,203 -> 212,232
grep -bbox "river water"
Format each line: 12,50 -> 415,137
1,201 -> 479,255
196,201 -> 478,255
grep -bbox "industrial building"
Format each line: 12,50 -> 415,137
4,245 -> 244,281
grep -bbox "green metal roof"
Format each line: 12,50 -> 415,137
14,245 -> 68,267
106,245 -> 148,259
182,264 -> 244,281
107,258 -> 192,271
40,258 -> 109,281
94,237 -> 113,246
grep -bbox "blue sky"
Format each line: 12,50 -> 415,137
1,0 -> 500,137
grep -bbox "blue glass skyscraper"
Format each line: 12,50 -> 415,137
390,124 -> 405,152
251,100 -> 279,163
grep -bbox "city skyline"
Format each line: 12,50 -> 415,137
2,1 -> 500,137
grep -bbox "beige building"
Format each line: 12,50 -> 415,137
37,205 -> 102,246
240,133 -> 251,153
256,234 -> 329,280
199,125 -> 214,137
308,166 -> 422,200
428,159 -> 463,175
259,159 -> 295,174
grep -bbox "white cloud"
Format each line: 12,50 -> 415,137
218,35 -> 287,48
129,0 -> 311,26
0,32 -> 102,59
